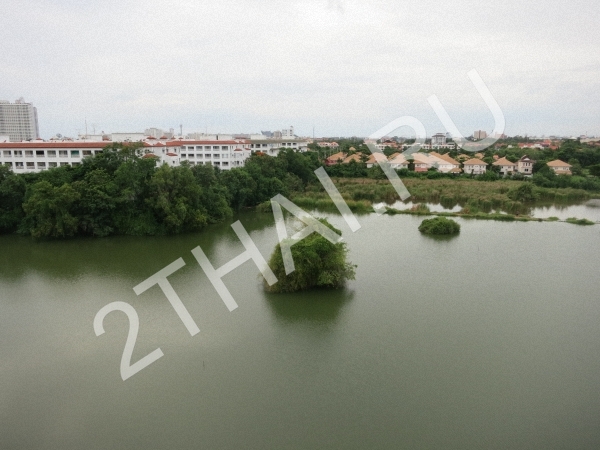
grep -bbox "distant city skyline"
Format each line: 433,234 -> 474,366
2,0 -> 598,139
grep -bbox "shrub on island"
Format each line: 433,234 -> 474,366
418,217 -> 460,235
265,218 -> 356,293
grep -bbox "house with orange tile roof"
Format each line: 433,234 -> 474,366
492,157 -> 517,176
547,159 -> 572,175
343,153 -> 366,163
387,153 -> 409,169
429,152 -> 460,173
325,151 -> 347,166
463,158 -> 487,175
366,152 -> 388,168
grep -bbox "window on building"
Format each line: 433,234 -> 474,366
71,150 -> 80,157
59,150 -> 68,157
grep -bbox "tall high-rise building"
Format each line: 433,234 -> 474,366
0,98 -> 40,142
473,130 -> 487,140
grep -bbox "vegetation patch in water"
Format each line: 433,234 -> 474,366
265,218 -> 356,293
565,217 -> 595,225
418,217 -> 460,235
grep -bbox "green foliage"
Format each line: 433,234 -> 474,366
507,183 -> 538,202
21,181 -> 81,238
418,217 -> 460,235
265,219 -> 356,293
565,217 -> 594,225
146,164 -> 208,234
0,165 -> 26,233
2,143 -> 325,238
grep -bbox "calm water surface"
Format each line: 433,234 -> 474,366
1,212 -> 599,449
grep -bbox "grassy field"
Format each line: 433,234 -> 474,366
288,177 -> 596,218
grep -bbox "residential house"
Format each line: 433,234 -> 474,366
366,152 -> 388,168
429,152 -> 461,173
463,158 -> 487,175
547,159 -> 572,175
325,152 -> 347,166
387,153 -> 409,170
492,157 -> 517,176
517,155 -> 534,175
343,153 -> 366,163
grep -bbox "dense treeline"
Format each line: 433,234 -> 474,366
0,143 -> 320,238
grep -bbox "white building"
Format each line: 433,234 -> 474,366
0,98 -> 40,142
463,158 -> 487,174
431,133 -> 446,146
0,137 -> 309,174
111,132 -> 146,142
281,126 -> 295,138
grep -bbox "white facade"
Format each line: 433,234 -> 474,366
111,132 -> 146,142
0,142 -> 107,173
281,126 -> 295,138
246,139 -> 308,155
431,133 -> 446,146
0,99 -> 40,142
0,137 -> 310,174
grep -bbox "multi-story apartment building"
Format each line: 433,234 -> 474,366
0,98 -> 40,142
473,130 -> 487,140
0,137 -> 309,174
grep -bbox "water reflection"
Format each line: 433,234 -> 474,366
0,211 -> 277,281
419,233 -> 460,241
264,288 -> 354,326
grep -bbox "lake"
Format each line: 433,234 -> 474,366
387,198 -> 600,222
1,210 -> 599,449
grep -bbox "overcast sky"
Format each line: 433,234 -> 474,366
1,0 -> 599,138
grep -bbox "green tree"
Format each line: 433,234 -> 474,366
508,183 -> 538,202
72,169 -> 118,237
265,219 -> 356,293
146,164 -> 208,234
0,165 -> 26,233
21,181 -> 81,238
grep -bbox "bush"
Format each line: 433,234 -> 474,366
565,217 -> 594,225
265,218 -> 356,293
418,217 -> 460,235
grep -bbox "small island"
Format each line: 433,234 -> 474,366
265,218 -> 356,293
418,217 -> 461,235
